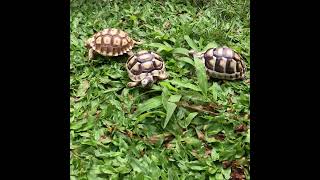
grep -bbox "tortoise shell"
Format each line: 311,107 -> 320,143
202,47 -> 246,80
126,50 -> 167,82
86,28 -> 134,56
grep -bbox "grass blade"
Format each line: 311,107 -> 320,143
168,95 -> 182,103
147,43 -> 173,52
194,57 -> 208,96
170,79 -> 201,92
203,41 -> 219,51
176,57 -> 194,66
76,80 -> 90,97
172,48 -> 190,56
159,81 -> 178,92
162,102 -> 177,128
179,112 -> 198,128
135,96 -> 162,116
184,35 -> 199,51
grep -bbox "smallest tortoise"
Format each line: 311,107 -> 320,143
126,50 -> 168,88
190,47 -> 246,80
85,28 -> 138,59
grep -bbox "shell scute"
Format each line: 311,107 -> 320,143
126,51 -> 167,82
203,47 -> 246,80
86,28 -> 135,57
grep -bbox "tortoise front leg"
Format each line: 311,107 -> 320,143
127,50 -> 134,57
127,81 -> 140,87
158,73 -> 168,80
88,48 -> 95,60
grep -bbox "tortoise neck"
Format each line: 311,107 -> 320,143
127,50 -> 134,57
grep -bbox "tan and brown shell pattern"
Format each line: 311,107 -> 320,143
202,47 -> 246,80
126,50 -> 167,82
87,28 -> 134,56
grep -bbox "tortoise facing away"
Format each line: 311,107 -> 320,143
85,28 -> 139,59
190,47 -> 246,80
126,50 -> 168,88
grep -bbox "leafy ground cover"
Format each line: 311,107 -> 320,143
70,0 -> 250,179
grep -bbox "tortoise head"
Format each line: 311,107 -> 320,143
141,75 -> 154,88
85,37 -> 94,49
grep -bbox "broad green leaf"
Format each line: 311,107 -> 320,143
76,80 -> 90,97
168,168 -> 179,180
211,148 -> 220,161
94,151 -> 123,158
209,82 -> 222,101
135,96 -> 162,115
80,139 -> 97,146
245,129 -> 250,143
172,48 -> 190,56
169,37 -> 176,43
134,173 -> 145,180
190,166 -> 206,171
194,57 -> 208,96
215,173 -> 224,180
130,158 -> 147,173
176,57 -> 194,66
184,35 -> 199,51
163,102 -> 177,128
101,165 -> 115,174
119,138 -> 129,150
110,99 -> 123,111
208,167 -> 218,174
159,81 -> 178,92
136,111 -> 165,122
203,41 -> 219,51
148,43 -> 173,52
79,132 -> 90,138
130,15 -> 137,21
115,166 -> 131,174
146,43 -> 163,48
163,41 -> 173,48
222,168 -> 231,179
70,120 -> 86,130
80,115 -> 95,131
179,112 -> 198,128
170,79 -> 201,92
168,95 -> 182,103
161,87 -> 170,111
206,137 -> 219,143
211,89 -> 218,101
88,167 -> 104,180
182,137 -> 201,145
103,88 -> 122,93
198,37 -> 204,49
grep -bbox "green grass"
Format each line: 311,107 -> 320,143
70,0 -> 250,179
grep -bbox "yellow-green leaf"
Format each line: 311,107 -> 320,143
163,102 -> 177,128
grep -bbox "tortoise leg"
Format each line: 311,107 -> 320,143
127,50 -> 134,57
158,73 -> 168,80
88,48 -> 95,60
127,81 -> 140,87
133,40 -> 144,45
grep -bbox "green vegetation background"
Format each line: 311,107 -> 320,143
71,0 -> 250,179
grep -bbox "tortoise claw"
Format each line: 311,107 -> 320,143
127,81 -> 140,87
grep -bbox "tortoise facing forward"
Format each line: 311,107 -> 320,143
190,47 -> 246,80
85,28 -> 138,59
126,51 -> 168,88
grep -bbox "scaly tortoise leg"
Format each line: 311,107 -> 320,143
127,81 -> 140,87
133,40 -> 144,45
88,48 -> 95,60
127,50 -> 135,57
158,73 -> 168,80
